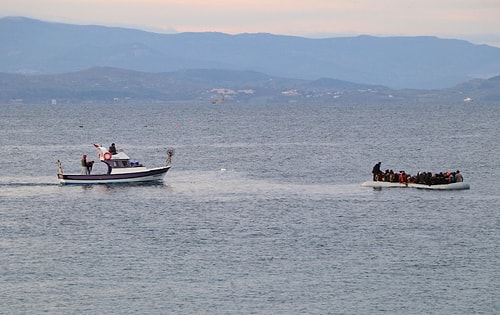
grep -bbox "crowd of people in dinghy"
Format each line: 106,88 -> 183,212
371,162 -> 463,185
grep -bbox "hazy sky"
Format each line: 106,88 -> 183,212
3,0 -> 500,47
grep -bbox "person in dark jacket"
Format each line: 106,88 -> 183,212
372,162 -> 382,181
109,143 -> 117,155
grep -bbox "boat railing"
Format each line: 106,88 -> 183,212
57,160 -> 64,175
166,148 -> 175,166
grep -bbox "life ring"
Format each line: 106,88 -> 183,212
103,152 -> 112,160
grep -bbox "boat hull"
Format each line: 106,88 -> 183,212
58,166 -> 170,185
361,181 -> 470,190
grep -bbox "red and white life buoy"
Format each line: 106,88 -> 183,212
103,152 -> 112,160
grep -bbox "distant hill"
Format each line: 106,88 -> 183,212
1,67 -> 499,104
1,16 -> 500,89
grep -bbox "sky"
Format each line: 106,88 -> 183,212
2,0 -> 500,47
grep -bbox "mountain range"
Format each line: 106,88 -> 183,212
2,16 -> 500,90
1,16 -> 500,104
1,66 -> 499,105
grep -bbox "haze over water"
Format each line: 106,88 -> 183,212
1,102 -> 498,314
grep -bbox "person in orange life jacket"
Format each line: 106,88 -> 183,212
398,171 -> 407,183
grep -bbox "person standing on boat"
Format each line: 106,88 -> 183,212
372,162 -> 382,181
109,143 -> 117,155
86,161 -> 94,174
81,154 -> 89,175
455,170 -> 463,182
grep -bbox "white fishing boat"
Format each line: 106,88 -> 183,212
361,181 -> 470,190
57,144 -> 174,185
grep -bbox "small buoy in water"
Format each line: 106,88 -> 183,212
220,168 -> 226,172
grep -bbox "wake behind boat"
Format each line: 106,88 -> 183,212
57,144 -> 174,185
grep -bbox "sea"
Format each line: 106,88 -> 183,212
0,101 -> 498,314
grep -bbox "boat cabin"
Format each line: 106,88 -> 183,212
94,144 -> 143,174
104,152 -> 131,168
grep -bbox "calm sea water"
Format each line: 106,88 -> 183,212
0,102 -> 498,314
